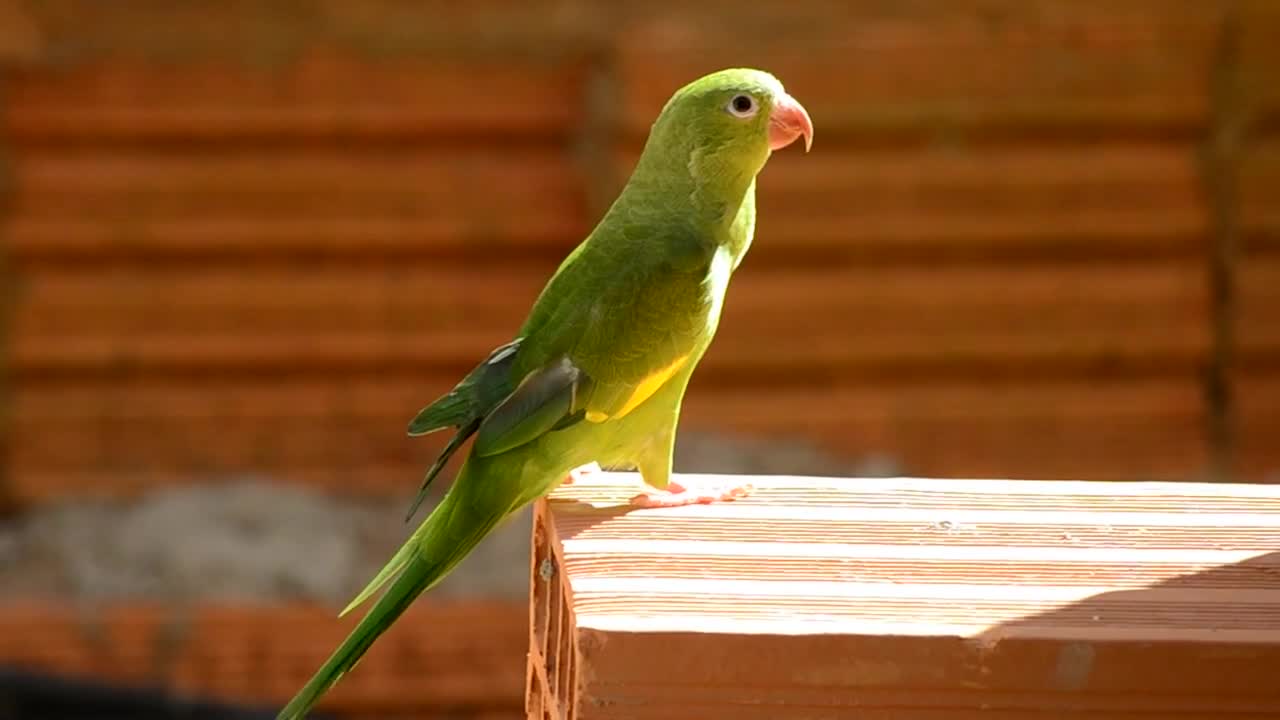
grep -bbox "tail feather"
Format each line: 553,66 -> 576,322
276,554 -> 434,720
340,536 -> 415,618
407,339 -> 521,437
277,475 -> 508,720
406,394 -> 469,436
403,418 -> 480,523
279,344 -> 528,718
403,339 -> 522,521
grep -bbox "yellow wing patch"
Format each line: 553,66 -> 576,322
586,353 -> 690,423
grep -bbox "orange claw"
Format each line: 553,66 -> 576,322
629,480 -> 755,508
561,461 -> 603,486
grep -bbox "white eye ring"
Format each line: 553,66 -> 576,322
726,94 -> 758,118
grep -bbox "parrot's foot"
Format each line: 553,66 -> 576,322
629,479 -> 754,508
561,461 -> 603,486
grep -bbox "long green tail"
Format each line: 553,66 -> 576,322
276,466 -> 510,720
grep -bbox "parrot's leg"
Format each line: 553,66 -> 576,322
561,461 -> 603,485
629,479 -> 754,508
627,417 -> 754,507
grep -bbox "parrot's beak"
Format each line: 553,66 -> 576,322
768,92 -> 813,153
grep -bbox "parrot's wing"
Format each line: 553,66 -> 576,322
401,417 -> 480,522
539,231 -> 721,423
406,339 -> 521,436
401,339 -> 522,522
341,538 -> 416,615
472,356 -> 584,457
351,359 -> 585,614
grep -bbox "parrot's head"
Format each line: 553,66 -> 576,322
637,67 -> 813,212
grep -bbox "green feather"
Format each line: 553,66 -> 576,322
401,339 -> 523,521
473,357 -> 581,456
406,339 -> 520,436
402,418 -> 478,522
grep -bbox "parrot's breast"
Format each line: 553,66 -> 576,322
703,244 -> 735,336
605,353 -> 691,421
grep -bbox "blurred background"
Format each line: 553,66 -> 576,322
0,1 -> 1277,718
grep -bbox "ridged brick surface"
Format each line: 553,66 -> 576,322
529,472 -> 1280,718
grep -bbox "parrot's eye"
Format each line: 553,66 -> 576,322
727,94 -> 758,118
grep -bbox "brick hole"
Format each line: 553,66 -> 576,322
545,562 -> 563,699
532,518 -> 551,659
526,663 -> 542,718
555,598 -> 573,716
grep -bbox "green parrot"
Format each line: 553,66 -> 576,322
276,67 -> 812,720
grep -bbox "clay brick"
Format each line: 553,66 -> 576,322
16,1 -> 590,68
680,377 -> 1208,481
7,216 -> 583,263
0,602 -> 527,716
5,52 -> 588,141
8,149 -> 583,225
757,147 -> 1207,260
5,374 -> 448,503
1238,252 -> 1280,362
531,472 -> 1280,718
1240,139 -> 1280,255
0,0 -> 41,62
1240,0 -> 1280,123
711,259 -> 1211,377
0,605 -> 102,678
10,331 -> 504,377
12,266 -> 550,341
4,147 -> 586,268
1233,134 -> 1280,482
1234,373 -> 1280,482
0,605 -> 177,684
172,602 -> 528,715
616,3 -> 1222,139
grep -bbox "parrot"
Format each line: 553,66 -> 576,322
275,67 -> 813,720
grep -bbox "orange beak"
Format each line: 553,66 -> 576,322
768,92 -> 813,152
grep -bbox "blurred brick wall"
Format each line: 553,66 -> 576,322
3,1 -> 1278,510
1235,1 -> 1280,481
0,601 -> 529,719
